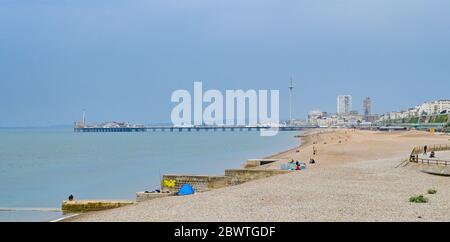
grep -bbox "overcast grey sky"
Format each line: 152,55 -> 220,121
1,0 -> 449,126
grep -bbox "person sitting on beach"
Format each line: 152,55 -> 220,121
309,158 -> 316,164
430,151 -> 435,158
68,194 -> 74,201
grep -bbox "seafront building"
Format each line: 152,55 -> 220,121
306,97 -> 448,129
306,95 -> 372,127
74,111 -> 87,128
417,100 -> 450,115
363,97 -> 371,116
307,109 -> 365,128
74,112 -> 145,129
337,95 -> 352,115
379,100 -> 450,122
377,100 -> 449,132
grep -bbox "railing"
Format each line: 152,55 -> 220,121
410,144 -> 450,155
409,143 -> 450,165
416,158 -> 450,166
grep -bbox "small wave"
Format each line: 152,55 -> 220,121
51,213 -> 79,222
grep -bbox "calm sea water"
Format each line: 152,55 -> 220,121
0,127 -> 299,221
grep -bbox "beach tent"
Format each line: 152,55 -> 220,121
178,183 -> 195,196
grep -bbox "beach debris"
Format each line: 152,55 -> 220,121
144,189 -> 161,194
178,184 -> 195,196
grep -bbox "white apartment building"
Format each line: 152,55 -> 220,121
417,100 -> 450,115
337,95 -> 352,115
379,100 -> 450,122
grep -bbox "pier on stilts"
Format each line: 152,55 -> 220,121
74,125 -> 314,133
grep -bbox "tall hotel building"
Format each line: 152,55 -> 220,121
337,95 -> 352,115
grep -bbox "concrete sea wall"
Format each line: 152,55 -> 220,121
224,169 -> 290,186
61,200 -> 134,213
160,169 -> 291,194
161,174 -> 229,193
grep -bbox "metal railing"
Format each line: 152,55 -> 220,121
409,143 -> 450,165
410,144 -> 450,155
416,158 -> 450,166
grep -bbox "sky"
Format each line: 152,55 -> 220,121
1,0 -> 450,126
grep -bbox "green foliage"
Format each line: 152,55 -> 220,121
392,115 -> 448,124
427,188 -> 437,194
409,195 -> 428,203
410,117 -> 419,123
434,115 -> 448,123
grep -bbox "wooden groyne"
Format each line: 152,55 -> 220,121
61,200 -> 134,213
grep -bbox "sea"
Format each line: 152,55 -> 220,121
0,127 -> 299,221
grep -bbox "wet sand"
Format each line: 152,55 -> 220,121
67,129 -> 450,222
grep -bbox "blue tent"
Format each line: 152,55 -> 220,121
178,183 -> 195,196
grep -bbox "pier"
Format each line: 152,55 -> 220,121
74,125 -> 314,133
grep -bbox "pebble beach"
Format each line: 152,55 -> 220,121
66,129 -> 450,222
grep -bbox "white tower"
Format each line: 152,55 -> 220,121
82,110 -> 86,127
288,77 -> 294,125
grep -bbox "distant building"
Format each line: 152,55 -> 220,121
74,111 -> 87,128
363,97 -> 371,117
337,95 -> 352,115
308,109 -> 324,125
365,115 -> 379,123
417,100 -> 450,115
378,99 -> 450,123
